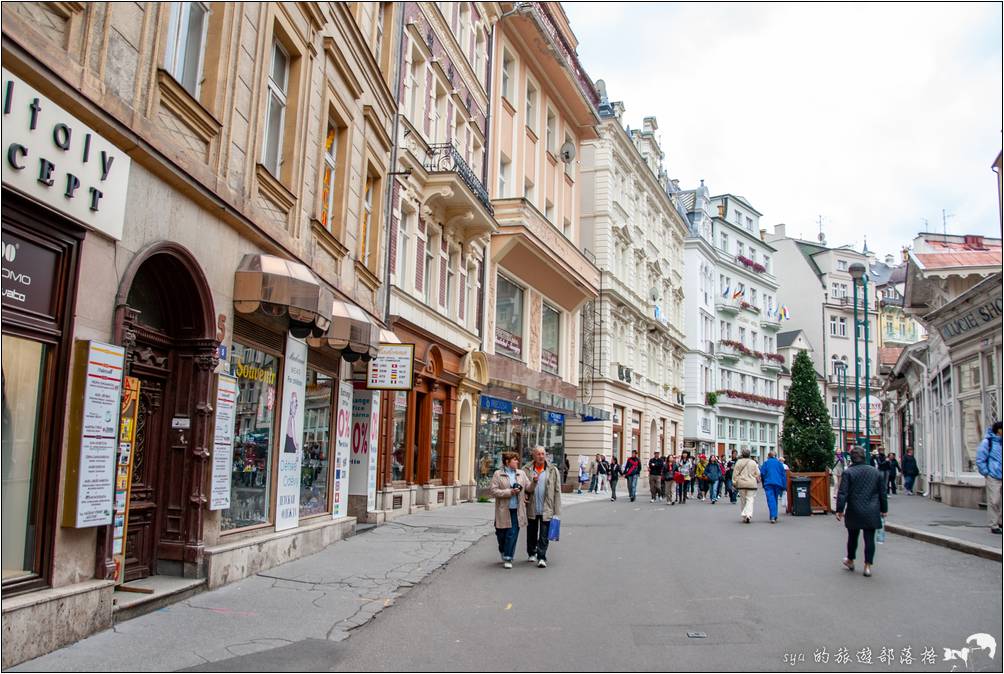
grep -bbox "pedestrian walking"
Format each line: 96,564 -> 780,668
522,446 -> 561,568
678,451 -> 693,500
695,455 -> 708,500
648,451 -> 666,502
704,455 -> 723,504
760,451 -> 787,523
733,449 -> 760,523
901,449 -> 919,495
836,446 -> 888,577
597,455 -> 610,493
673,457 -> 687,504
876,452 -> 891,496
576,456 -> 589,494
490,451 -> 530,569
975,421 -> 1003,535
663,455 -> 677,505
562,456 -> 570,486
588,454 -> 600,493
886,453 -> 900,495
725,450 -> 738,503
607,456 -> 623,501
624,450 -> 642,502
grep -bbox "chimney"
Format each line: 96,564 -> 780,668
775,223 -> 787,238
717,204 -> 725,217
642,116 -> 658,134
760,228 -> 767,241
963,234 -> 986,249
901,246 -> 909,262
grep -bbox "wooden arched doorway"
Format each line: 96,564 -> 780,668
108,243 -> 216,581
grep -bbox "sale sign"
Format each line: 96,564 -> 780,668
349,389 -> 380,511
332,381 -> 353,519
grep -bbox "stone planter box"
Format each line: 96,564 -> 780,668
785,471 -> 831,514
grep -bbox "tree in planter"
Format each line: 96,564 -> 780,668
781,350 -> 835,471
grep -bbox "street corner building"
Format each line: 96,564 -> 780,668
1,2 -> 400,666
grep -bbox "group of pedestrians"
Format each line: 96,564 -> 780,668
489,446 -> 562,569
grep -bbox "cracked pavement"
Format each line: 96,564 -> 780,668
10,503 -> 497,672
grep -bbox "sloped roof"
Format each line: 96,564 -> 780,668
879,346 -> 904,366
677,191 -> 696,211
794,241 -> 826,279
913,250 -> 1002,271
777,330 -> 801,348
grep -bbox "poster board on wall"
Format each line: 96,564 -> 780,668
332,381 -> 353,519
209,374 -> 238,510
275,336 -> 308,532
111,376 -> 140,584
63,341 -> 126,528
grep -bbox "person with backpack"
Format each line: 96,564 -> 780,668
975,422 -> 1003,534
704,454 -> 724,504
623,450 -> 642,502
733,449 -> 761,523
607,455 -> 623,501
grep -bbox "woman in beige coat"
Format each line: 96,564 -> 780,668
732,448 -> 761,523
490,451 -> 530,569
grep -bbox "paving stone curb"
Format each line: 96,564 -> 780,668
884,522 -> 1002,562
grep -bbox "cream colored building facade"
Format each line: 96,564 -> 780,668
474,2 -> 601,484
1,2 -> 396,665
570,92 -> 687,472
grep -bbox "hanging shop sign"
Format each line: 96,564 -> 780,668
858,395 -> 882,419
350,388 -> 381,511
275,335 -> 308,531
63,341 -> 126,528
366,343 -> 415,390
332,381 -> 353,519
209,374 -> 238,510
2,68 -> 131,240
112,376 -> 141,584
937,294 -> 1003,345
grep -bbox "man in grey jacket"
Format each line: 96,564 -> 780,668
523,446 -> 562,568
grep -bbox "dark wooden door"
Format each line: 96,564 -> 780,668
123,339 -> 171,581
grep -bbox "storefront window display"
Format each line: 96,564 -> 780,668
612,406 -> 624,463
223,342 -> 278,531
495,275 -> 523,359
430,399 -> 443,480
390,391 -> 407,481
475,396 -> 565,490
1,335 -> 45,581
300,367 -> 333,517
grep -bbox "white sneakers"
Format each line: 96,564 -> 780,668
537,559 -> 547,568
503,561 -> 513,569
528,555 -> 537,563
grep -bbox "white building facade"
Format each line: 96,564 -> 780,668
681,187 -> 784,459
767,226 -> 881,453
570,94 -> 687,467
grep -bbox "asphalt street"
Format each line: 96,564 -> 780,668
12,492 -> 1003,673
312,496 -> 1002,673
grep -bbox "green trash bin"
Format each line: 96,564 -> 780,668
791,477 -> 812,516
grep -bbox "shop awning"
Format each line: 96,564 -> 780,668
233,254 -> 333,338
308,299 -> 382,361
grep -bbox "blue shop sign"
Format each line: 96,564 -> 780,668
480,396 -> 513,414
546,412 -> 565,425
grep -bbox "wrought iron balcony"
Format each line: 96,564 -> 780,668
423,143 -> 493,215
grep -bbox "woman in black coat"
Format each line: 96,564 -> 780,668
836,447 -> 888,577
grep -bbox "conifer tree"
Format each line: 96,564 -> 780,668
780,350 -> 835,471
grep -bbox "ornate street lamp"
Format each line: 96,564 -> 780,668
848,262 -> 872,462
835,360 -> 848,459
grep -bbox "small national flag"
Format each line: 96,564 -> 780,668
780,305 -> 792,320
732,288 -> 744,300
722,285 -> 730,298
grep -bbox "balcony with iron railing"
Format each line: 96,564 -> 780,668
715,389 -> 787,411
419,142 -> 496,241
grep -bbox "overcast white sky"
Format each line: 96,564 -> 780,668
564,2 -> 1003,258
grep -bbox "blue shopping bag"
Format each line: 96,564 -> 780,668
547,517 -> 561,541
876,516 -> 886,544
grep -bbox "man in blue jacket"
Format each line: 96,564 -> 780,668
975,421 -> 1002,534
760,451 -> 788,523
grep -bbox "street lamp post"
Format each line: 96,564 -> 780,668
848,263 -> 871,463
836,361 -> 848,457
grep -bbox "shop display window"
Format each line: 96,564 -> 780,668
390,391 -> 407,481
475,401 -> 565,490
430,399 -> 443,480
1,335 -> 45,582
495,275 -> 523,359
300,367 -> 333,517
223,342 -> 278,531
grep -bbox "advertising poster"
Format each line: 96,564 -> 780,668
66,341 -> 125,528
367,392 -> 381,512
210,374 -> 238,510
350,388 -> 379,507
366,344 -> 415,390
112,376 -> 141,584
275,336 -> 307,532
332,381 -> 353,519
